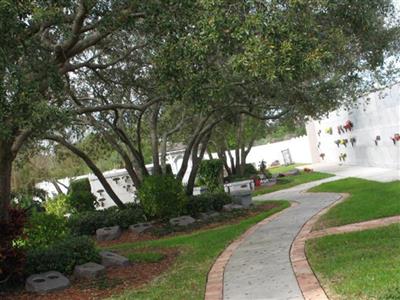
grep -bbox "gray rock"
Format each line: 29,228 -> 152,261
96,225 -> 121,241
25,271 -> 70,294
100,251 -> 129,267
284,169 -> 300,176
231,190 -> 253,208
199,211 -> 220,220
169,215 -> 196,226
223,204 -> 244,212
73,262 -> 105,279
129,222 -> 153,234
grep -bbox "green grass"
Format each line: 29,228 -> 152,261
126,252 -> 166,263
309,178 -> 400,230
306,224 -> 400,300
106,200 -> 290,300
268,163 -> 304,174
252,171 -> 333,196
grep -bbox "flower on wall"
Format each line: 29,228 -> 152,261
350,137 -> 356,147
334,140 -> 340,147
390,133 -> 400,145
340,139 -> 348,147
325,127 -> 333,135
317,129 -> 322,136
337,125 -> 345,134
344,120 -> 353,132
320,153 -> 325,160
339,153 -> 347,162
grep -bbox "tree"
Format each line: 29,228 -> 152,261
0,1 -> 149,220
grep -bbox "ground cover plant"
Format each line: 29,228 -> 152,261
107,200 -> 290,300
306,224 -> 400,300
309,178 -> 400,229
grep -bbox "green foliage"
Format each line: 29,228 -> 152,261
26,236 -> 99,275
67,178 -> 98,212
197,160 -> 224,193
243,163 -> 258,176
187,192 -> 232,216
67,204 -> 145,236
24,211 -> 70,250
0,207 -> 27,283
44,194 -> 70,217
137,175 -> 188,219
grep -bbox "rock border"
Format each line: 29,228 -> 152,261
204,202 -> 295,300
290,193 -> 349,300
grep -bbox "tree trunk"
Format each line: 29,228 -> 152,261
0,139 -> 14,222
46,136 -> 126,209
150,104 -> 162,176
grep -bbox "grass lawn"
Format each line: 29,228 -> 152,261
252,171 -> 333,196
306,224 -> 400,300
309,178 -> 400,230
268,163 -> 304,174
106,200 -> 290,300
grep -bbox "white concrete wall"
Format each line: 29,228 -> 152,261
38,136 -> 312,209
306,83 -> 400,169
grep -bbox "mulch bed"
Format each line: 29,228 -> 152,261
2,202 -> 279,299
2,248 -> 178,300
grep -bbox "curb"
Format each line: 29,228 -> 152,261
204,203 -> 294,300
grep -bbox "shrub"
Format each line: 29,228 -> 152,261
244,163 -> 258,176
187,192 -> 232,216
44,194 -> 70,217
0,207 -> 27,283
67,203 -> 145,235
137,175 -> 187,219
24,211 -> 70,250
26,236 -> 99,275
67,178 -> 97,212
197,159 -> 224,193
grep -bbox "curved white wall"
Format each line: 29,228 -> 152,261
307,83 -> 400,169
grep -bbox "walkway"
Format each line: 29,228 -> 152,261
223,176 -> 342,300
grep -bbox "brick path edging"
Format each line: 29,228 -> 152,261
290,193 -> 349,300
204,203 -> 295,300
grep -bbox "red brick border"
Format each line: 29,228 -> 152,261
204,203 -> 295,300
290,193 -> 349,300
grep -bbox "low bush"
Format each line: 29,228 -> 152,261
187,192 -> 232,216
137,175 -> 187,219
244,163 -> 258,176
44,194 -> 70,217
67,203 -> 145,235
24,211 -> 70,250
67,178 -> 98,212
197,159 -> 224,193
0,207 -> 27,283
26,235 -> 99,275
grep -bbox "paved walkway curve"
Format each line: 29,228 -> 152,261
223,176 -> 344,300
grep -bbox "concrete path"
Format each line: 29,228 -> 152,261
223,176 -> 342,300
223,165 -> 398,300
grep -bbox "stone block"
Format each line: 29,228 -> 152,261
100,251 -> 129,267
223,204 -> 244,212
129,222 -> 153,234
199,211 -> 220,220
73,262 -> 105,279
96,225 -> 121,241
169,215 -> 196,226
25,271 -> 70,294
231,190 -> 253,208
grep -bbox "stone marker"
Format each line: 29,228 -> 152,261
223,203 -> 244,212
199,211 -> 220,220
96,225 -> 121,241
231,190 -> 253,208
169,215 -> 196,226
74,262 -> 105,279
100,251 -> 129,267
129,222 -> 153,234
26,271 -> 70,294
284,169 -> 300,176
